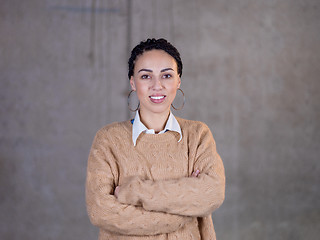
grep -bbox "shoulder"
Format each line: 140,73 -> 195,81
176,117 -> 217,150
176,117 -> 211,134
95,120 -> 131,139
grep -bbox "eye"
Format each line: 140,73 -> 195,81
162,74 -> 172,79
141,74 -> 151,79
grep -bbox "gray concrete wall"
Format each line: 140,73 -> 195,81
1,0 -> 319,239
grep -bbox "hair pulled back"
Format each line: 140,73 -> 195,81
128,38 -> 183,79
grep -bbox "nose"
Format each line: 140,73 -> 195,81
152,77 -> 163,90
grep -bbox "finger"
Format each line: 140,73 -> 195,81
114,186 -> 120,197
191,169 -> 200,177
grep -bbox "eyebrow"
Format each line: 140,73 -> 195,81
161,68 -> 174,72
138,68 -> 175,73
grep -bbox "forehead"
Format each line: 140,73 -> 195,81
134,49 -> 177,70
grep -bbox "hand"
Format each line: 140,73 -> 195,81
191,169 -> 200,178
114,186 -> 120,198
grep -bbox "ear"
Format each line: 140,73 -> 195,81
177,76 -> 181,89
130,76 -> 136,91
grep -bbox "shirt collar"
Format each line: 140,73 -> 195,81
132,111 -> 182,146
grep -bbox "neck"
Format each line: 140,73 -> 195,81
139,110 -> 170,133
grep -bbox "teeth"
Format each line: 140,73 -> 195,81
150,96 -> 164,100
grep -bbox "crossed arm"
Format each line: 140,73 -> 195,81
114,153 -> 225,217
86,133 -> 193,236
86,127 -> 225,236
114,125 -> 225,218
114,169 -> 201,197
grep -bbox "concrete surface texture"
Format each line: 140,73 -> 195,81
1,0 -> 319,239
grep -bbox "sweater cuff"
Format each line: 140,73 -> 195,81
117,176 -> 143,206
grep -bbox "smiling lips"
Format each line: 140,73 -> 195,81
149,95 -> 166,103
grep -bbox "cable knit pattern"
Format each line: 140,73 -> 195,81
86,117 -> 225,240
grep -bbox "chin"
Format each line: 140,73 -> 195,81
144,105 -> 171,115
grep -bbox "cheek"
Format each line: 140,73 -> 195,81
169,83 -> 179,95
135,83 -> 149,98
166,87 -> 178,102
171,90 -> 178,99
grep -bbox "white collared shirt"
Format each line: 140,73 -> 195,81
132,111 -> 182,146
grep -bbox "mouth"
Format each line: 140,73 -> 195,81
149,95 -> 166,103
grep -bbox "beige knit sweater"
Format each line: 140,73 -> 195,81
86,117 -> 225,240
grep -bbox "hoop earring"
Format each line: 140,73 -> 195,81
171,88 -> 185,110
127,90 -> 140,112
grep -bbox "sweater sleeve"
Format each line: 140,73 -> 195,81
116,124 -> 225,217
86,130 -> 192,236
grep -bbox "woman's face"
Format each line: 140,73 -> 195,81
130,49 -> 181,117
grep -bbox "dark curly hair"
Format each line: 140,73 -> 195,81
128,38 -> 183,79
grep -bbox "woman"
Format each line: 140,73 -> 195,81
86,38 -> 225,240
